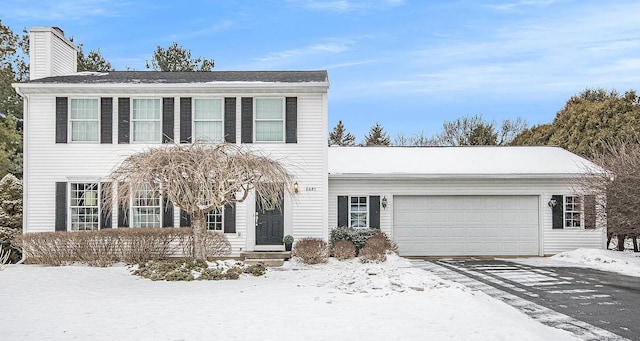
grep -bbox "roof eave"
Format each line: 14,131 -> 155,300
328,173 -> 595,180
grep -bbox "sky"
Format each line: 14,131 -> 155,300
3,0 -> 640,141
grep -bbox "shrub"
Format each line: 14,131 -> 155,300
330,227 -> 387,255
134,260 -> 260,281
332,240 -> 356,260
0,174 -> 23,263
244,263 -> 266,276
359,233 -> 389,263
292,237 -> 328,264
14,228 -> 232,266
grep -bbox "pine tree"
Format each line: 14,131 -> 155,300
328,120 -> 356,146
364,122 -> 390,146
146,42 -> 214,71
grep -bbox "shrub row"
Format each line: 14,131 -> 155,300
14,228 -> 231,266
133,259 -> 266,281
330,226 -> 379,254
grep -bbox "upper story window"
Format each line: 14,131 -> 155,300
564,195 -> 583,228
255,98 -> 284,143
70,99 -> 99,142
69,182 -> 99,230
350,196 -> 368,228
132,99 -> 161,143
194,98 -> 223,142
132,185 -> 161,228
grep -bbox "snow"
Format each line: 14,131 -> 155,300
0,254 -> 577,341
72,71 -> 109,76
506,248 -> 640,278
328,146 -> 600,177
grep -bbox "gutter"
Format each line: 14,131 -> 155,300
327,173 -> 594,180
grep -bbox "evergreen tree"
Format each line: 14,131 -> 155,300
77,44 -> 114,72
328,120 -> 355,146
0,173 -> 22,262
364,122 -> 391,146
146,42 -> 214,71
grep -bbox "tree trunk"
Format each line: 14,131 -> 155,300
191,213 -> 208,261
606,232 -> 613,250
633,236 -> 639,252
616,234 -> 626,251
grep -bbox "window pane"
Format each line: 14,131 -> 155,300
132,186 -> 161,228
194,121 -> 223,141
132,99 -> 160,119
133,121 -> 161,142
70,183 -> 99,231
255,99 -> 283,119
207,207 -> 223,231
70,99 -> 99,119
71,121 -> 99,142
256,121 -> 283,142
194,99 -> 222,120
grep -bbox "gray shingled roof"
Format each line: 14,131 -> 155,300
25,70 -> 328,84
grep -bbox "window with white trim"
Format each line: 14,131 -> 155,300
70,99 -> 99,142
255,98 -> 284,142
132,185 -> 161,227
132,98 -> 161,142
193,98 -> 223,142
564,196 -> 583,228
206,207 -> 223,231
349,196 -> 368,228
70,183 -> 100,230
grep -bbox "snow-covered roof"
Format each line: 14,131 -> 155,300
328,146 -> 601,178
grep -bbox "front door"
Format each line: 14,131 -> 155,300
256,197 -> 284,245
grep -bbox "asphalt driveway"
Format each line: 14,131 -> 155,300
411,259 -> 640,341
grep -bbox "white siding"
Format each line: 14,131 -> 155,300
24,89 -> 327,257
328,178 -> 605,255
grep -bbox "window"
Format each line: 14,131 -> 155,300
132,185 -> 161,227
207,207 -> 223,231
255,98 -> 284,142
564,196 -> 582,228
70,99 -> 99,142
193,98 -> 223,141
350,196 -> 368,228
132,99 -> 161,142
70,183 -> 99,230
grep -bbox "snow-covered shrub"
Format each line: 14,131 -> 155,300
0,244 -> 10,270
332,240 -> 356,260
330,226 -> 377,254
0,174 -> 23,263
244,263 -> 266,276
14,228 -> 231,266
293,237 -> 329,264
359,233 -> 397,263
133,259 -> 262,281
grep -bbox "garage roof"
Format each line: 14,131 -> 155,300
328,146 -> 602,178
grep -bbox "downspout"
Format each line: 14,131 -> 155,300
12,85 -> 28,264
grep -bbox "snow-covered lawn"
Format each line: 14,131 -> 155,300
0,255 -> 577,341
508,248 -> 640,277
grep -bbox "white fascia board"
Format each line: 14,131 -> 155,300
328,173 -> 590,180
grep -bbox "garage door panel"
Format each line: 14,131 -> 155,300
393,195 -> 539,256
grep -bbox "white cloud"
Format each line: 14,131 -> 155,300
164,21 -> 235,42
288,0 -> 404,12
255,39 -> 355,62
485,0 -> 556,11
2,0 -> 130,21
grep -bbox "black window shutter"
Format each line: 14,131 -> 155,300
118,98 -> 130,144
162,98 -> 174,143
369,196 -> 380,229
55,97 -> 68,143
100,97 -> 113,144
118,205 -> 129,228
241,97 -> 253,143
179,97 -> 192,143
584,195 -> 596,229
100,182 -> 112,229
224,97 -> 236,143
162,198 -> 174,227
552,195 -> 564,229
55,182 -> 67,231
180,209 -> 192,227
224,203 -> 236,233
285,97 -> 297,143
337,196 -> 348,227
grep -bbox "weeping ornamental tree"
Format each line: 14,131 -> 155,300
104,143 -> 292,261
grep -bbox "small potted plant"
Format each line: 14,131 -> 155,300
283,235 -> 294,251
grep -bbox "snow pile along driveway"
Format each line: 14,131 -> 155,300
510,248 -> 640,277
1,255 -> 578,341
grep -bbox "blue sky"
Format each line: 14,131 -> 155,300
3,0 -> 640,141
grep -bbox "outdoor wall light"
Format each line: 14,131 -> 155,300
381,196 -> 388,209
293,182 -> 299,194
548,199 -> 557,208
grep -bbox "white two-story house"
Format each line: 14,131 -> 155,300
14,27 -> 606,257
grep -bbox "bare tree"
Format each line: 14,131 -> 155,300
393,132 -> 411,146
577,137 -> 640,251
104,143 -> 292,260
434,114 -> 528,146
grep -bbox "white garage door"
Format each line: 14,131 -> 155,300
393,195 -> 539,256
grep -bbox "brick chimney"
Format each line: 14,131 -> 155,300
29,27 -> 77,80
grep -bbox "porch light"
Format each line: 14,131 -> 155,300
548,199 -> 557,208
293,182 -> 299,193
381,196 -> 388,209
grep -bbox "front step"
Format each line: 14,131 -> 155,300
244,258 -> 285,267
240,251 -> 291,267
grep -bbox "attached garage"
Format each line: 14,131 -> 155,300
393,195 -> 539,256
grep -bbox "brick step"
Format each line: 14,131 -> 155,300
244,258 -> 285,267
240,251 -> 291,260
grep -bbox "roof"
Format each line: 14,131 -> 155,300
328,146 -> 602,178
23,70 -> 328,84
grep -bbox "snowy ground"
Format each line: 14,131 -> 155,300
507,248 -> 640,277
0,254 -> 578,341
